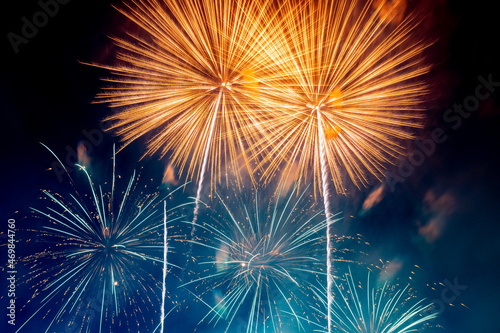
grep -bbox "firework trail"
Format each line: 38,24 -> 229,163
17,146 -> 190,332
317,109 -> 335,333
310,267 -> 438,333
179,183 -> 351,333
160,200 -> 168,333
250,1 -> 431,329
191,91 -> 222,235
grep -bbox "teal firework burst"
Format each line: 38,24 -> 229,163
311,267 -> 438,333
180,183 -> 352,333
17,146 -> 190,333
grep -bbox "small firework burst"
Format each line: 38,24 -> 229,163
17,147 -> 190,332
311,267 -> 438,333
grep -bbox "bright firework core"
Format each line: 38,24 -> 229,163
103,240 -> 117,255
101,227 -> 118,255
235,244 -> 286,279
305,89 -> 343,112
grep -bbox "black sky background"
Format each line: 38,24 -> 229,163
2,0 -> 500,332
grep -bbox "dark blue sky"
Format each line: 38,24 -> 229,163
2,0 -> 500,332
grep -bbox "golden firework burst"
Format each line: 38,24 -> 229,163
91,0 -> 277,189
253,0 -> 431,195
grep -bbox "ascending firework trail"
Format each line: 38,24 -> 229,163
160,200 -> 168,333
191,91 -> 222,236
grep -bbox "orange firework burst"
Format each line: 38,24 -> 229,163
91,0 -> 275,189
254,0 -> 431,195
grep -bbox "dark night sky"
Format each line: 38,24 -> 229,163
2,0 -> 500,332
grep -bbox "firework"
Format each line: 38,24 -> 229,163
258,0 -> 431,193
254,0 -> 430,194
251,1 -> 430,329
179,183 -> 357,333
91,0 -> 277,190
89,0 -> 282,235
17,146 -> 189,332
310,267 -> 438,333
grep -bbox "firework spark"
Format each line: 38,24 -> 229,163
310,267 -> 438,333
17,146 -> 189,332
179,183 -> 355,333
